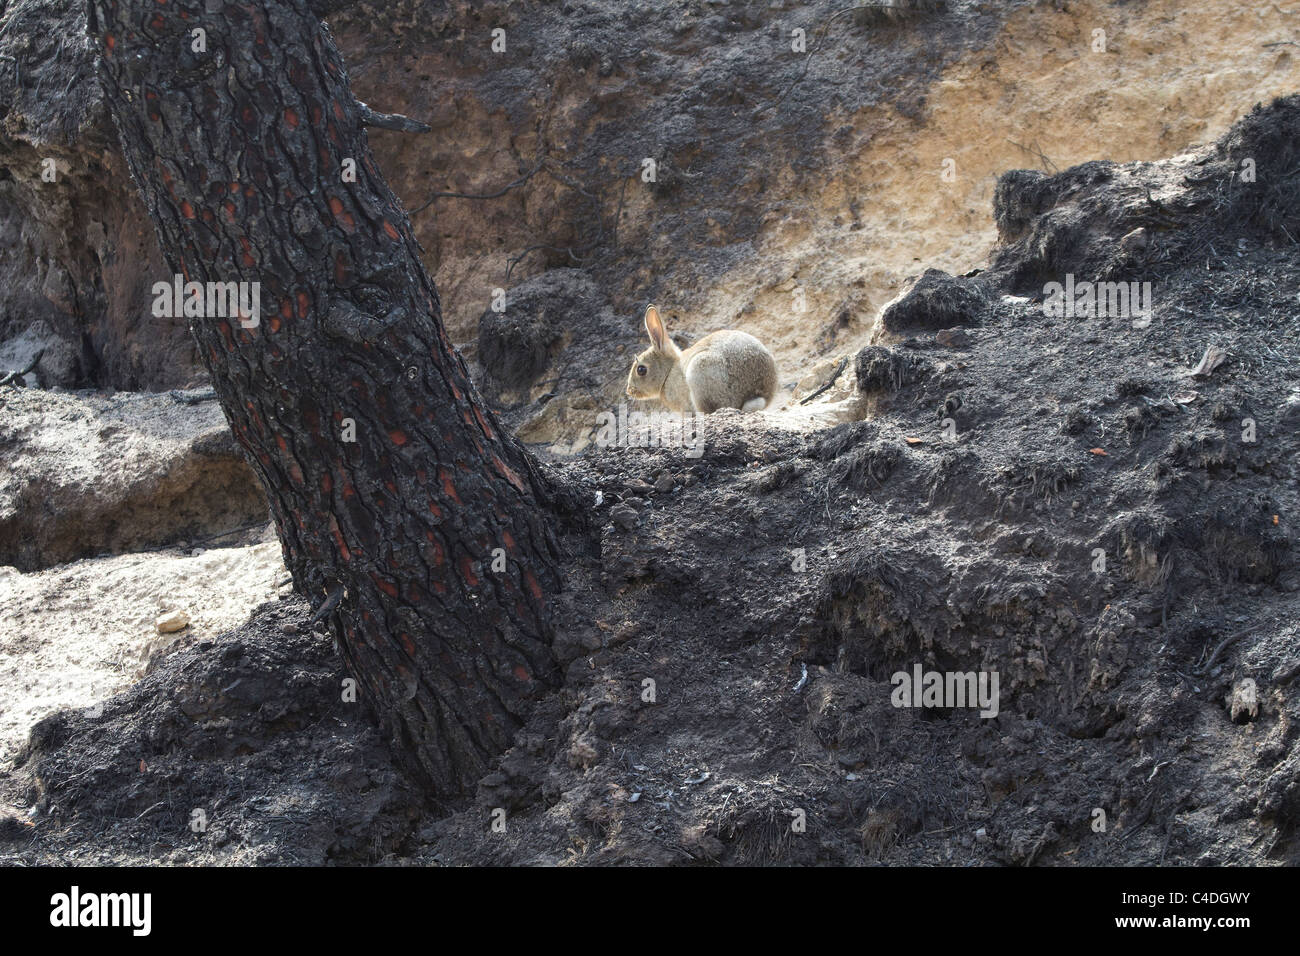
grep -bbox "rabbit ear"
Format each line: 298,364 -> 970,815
644,305 -> 668,352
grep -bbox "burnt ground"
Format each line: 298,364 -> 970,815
3,98 -> 1300,867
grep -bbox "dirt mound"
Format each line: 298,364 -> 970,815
0,388 -> 267,570
876,269 -> 991,336
6,598 -> 420,865
473,268 -> 643,451
991,97 -> 1300,291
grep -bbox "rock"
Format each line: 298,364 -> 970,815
626,478 -> 654,496
609,503 -> 640,530
653,472 -> 675,494
0,388 -> 268,570
935,328 -> 973,349
1119,226 -> 1150,255
477,269 -> 628,399
1227,678 -> 1259,723
878,269 -> 991,334
156,610 -> 190,634
0,320 -> 83,388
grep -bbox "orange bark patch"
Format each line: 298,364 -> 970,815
459,555 -> 479,588
400,633 -> 416,657
321,472 -> 333,494
371,573 -> 399,599
283,108 -> 299,129
438,468 -> 462,505
502,530 -> 516,552
180,201 -> 195,219
473,405 -> 496,439
524,568 -> 543,601
513,666 -> 531,682
383,220 -> 400,240
327,196 -> 355,230
288,463 -> 304,485
389,429 -> 408,446
492,454 -> 527,494
297,291 -> 309,318
329,515 -> 351,561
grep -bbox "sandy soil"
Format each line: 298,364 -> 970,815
0,536 -> 284,764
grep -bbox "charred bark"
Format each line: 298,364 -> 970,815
86,0 -> 562,801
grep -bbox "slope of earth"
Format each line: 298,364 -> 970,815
4,97 -> 1298,866
4,0 -> 1296,408
0,534 -> 284,767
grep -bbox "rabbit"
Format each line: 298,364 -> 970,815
626,305 -> 778,414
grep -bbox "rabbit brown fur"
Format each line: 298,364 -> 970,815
626,305 -> 778,414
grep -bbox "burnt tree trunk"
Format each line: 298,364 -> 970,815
86,0 -> 561,800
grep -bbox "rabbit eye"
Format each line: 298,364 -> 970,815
636,365 -> 648,376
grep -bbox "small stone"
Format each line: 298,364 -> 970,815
935,328 -> 973,349
975,827 -> 989,843
282,622 -> 299,635
609,503 -> 639,531
654,472 -> 675,494
156,610 -> 190,634
612,622 -> 644,645
1227,678 -> 1259,723
625,478 -> 653,495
